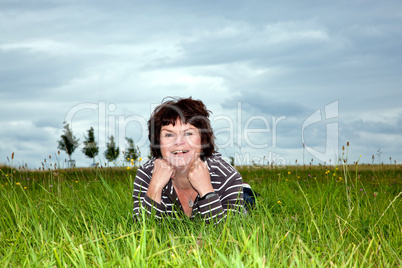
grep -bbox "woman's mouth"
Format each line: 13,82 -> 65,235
172,150 -> 189,155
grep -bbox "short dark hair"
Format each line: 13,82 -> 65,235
148,97 -> 215,160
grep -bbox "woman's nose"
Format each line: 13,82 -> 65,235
175,134 -> 186,145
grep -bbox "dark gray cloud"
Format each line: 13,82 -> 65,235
33,118 -> 60,129
221,91 -> 312,118
0,50 -> 86,98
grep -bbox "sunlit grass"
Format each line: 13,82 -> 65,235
0,158 -> 401,267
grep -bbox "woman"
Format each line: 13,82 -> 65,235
133,97 -> 245,224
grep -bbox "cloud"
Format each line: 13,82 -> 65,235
222,92 -> 311,118
33,118 -> 60,129
1,0 -> 402,166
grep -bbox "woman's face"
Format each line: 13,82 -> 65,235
160,119 -> 202,169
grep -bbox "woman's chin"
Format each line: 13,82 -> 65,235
167,155 -> 194,170
170,160 -> 190,169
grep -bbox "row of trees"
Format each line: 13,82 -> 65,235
57,122 -> 140,166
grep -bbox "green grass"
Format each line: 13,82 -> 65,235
0,161 -> 401,267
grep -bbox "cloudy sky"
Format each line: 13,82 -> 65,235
1,0 -> 401,169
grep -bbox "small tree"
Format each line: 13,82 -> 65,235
82,127 -> 99,165
124,137 -> 139,165
58,122 -> 79,165
104,135 -> 119,163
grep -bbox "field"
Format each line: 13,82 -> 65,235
0,159 -> 401,267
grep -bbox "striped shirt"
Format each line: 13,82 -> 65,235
133,152 -> 244,224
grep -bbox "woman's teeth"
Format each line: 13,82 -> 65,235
172,150 -> 189,154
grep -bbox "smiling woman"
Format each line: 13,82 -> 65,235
133,97 -> 247,224
159,121 -> 202,169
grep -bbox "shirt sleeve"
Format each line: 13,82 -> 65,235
197,156 -> 244,224
132,161 -> 166,220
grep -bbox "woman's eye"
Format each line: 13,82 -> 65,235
184,132 -> 193,136
164,133 -> 173,137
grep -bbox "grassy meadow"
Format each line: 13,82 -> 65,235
0,156 -> 401,267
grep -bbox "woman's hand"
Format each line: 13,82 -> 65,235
187,159 -> 214,197
147,159 -> 175,203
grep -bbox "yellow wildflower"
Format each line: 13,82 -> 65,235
16,182 -> 20,185
127,167 -> 130,170
277,200 -> 282,204
139,157 -> 143,161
